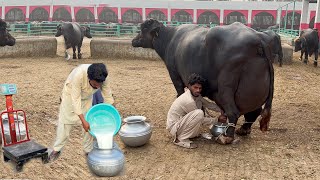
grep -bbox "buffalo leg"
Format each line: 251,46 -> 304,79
214,68 -> 242,144
64,50 -> 68,59
78,43 -> 82,59
314,50 -> 318,67
278,55 -> 283,67
299,51 -> 304,61
236,107 -> 262,136
72,46 -> 77,59
168,69 -> 185,97
304,51 -> 308,64
215,88 -> 240,144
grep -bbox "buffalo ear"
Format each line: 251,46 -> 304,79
151,27 -> 160,37
300,30 -> 304,36
57,24 -> 62,30
80,26 -> 85,32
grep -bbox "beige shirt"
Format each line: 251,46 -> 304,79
60,64 -> 114,124
166,89 -> 220,130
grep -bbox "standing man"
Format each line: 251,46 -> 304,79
167,73 -> 221,149
49,63 -> 114,161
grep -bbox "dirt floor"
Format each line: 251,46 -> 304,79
1,37 -> 320,180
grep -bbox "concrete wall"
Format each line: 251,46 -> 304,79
281,43 -> 293,65
90,38 -> 293,66
90,39 -> 161,60
0,37 -> 57,58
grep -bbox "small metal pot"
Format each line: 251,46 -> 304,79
87,145 -> 125,177
210,122 -> 228,138
119,116 -> 152,147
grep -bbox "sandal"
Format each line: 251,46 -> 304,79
174,141 -> 198,149
49,150 -> 61,162
201,133 -> 213,140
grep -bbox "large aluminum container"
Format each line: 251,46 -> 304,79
87,143 -> 125,177
118,116 -> 152,147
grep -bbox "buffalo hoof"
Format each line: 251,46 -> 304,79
235,127 -> 251,136
299,58 -> 302,61
78,53 -> 82,59
65,53 -> 71,60
314,62 -> 318,67
303,60 -> 308,64
215,135 -> 234,145
73,54 -> 77,59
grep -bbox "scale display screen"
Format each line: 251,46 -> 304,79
0,84 -> 17,95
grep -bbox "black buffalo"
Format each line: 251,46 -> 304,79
0,19 -> 15,46
294,28 -> 319,67
132,19 -> 274,144
258,30 -> 283,67
55,22 -> 92,60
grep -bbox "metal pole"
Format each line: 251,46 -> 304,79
5,95 -> 17,144
278,7 -> 282,33
291,0 -> 296,36
284,4 -> 288,30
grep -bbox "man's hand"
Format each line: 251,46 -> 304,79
218,114 -> 227,123
82,120 -> 90,132
78,114 -> 90,132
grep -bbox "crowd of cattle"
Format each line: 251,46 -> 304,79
0,18 -> 318,144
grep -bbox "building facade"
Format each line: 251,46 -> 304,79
0,0 -> 318,30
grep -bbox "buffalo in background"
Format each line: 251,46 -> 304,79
55,22 -> 92,60
132,19 -> 274,144
0,19 -> 16,46
294,28 -> 319,67
258,30 -> 283,67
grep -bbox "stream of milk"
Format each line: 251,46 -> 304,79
91,124 -> 115,149
95,132 -> 113,149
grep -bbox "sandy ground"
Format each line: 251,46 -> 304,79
0,37 -> 320,179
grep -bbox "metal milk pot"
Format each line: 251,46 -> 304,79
119,116 -> 152,147
87,141 -> 125,177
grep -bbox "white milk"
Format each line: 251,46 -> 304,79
94,132 -> 114,149
90,119 -> 116,149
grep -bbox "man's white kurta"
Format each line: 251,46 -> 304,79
53,64 -> 114,153
60,64 -> 114,125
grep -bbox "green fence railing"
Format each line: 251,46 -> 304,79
277,28 -> 299,37
7,22 -> 295,38
7,22 -> 220,37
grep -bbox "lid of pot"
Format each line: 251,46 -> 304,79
86,103 -> 121,137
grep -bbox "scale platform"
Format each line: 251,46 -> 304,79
3,139 -> 49,172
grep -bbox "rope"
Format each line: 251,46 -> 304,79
243,122 -> 254,124
214,122 -> 236,141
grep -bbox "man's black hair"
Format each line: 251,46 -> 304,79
87,63 -> 108,83
188,73 -> 206,86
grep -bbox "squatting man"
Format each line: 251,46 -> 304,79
166,73 -> 226,149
